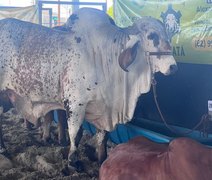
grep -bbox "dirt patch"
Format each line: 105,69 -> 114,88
0,109 -> 115,180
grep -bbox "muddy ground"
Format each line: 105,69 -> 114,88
0,109 -> 115,180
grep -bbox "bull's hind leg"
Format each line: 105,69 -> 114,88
96,129 -> 108,164
41,112 -> 53,144
0,106 -> 6,153
57,110 -> 68,146
75,125 -> 83,148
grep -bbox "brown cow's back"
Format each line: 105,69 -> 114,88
100,136 -> 212,180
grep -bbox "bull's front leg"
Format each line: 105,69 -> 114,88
64,99 -> 85,171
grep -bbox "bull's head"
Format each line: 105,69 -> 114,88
120,16 -> 177,76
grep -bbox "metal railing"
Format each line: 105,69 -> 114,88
0,1 -> 107,27
38,1 -> 107,26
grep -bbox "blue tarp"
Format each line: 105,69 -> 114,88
53,109 -> 212,145
83,119 -> 212,146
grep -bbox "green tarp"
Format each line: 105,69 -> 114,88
114,0 -> 212,64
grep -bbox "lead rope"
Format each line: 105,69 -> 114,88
148,56 -> 207,136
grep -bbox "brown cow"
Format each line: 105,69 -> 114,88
100,136 -> 212,180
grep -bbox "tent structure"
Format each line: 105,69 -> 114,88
0,5 -> 39,23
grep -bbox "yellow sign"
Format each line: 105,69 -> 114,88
114,0 -> 212,64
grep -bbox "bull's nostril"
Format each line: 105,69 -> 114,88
170,65 -> 178,74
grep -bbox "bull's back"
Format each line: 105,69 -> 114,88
0,18 -> 68,100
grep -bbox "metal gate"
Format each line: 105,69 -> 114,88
38,1 -> 107,27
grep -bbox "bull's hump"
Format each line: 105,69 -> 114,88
0,18 -> 19,24
0,18 -> 69,38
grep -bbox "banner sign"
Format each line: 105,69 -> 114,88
114,0 -> 212,64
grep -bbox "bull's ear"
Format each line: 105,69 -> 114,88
118,35 -> 139,72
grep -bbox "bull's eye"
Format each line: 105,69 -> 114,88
147,32 -> 159,47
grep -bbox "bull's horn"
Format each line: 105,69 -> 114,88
124,24 -> 140,35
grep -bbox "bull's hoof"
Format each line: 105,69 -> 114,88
59,139 -> 68,147
41,137 -> 53,145
24,119 -> 34,130
68,151 -> 78,163
68,151 -> 84,172
61,165 -> 71,176
0,147 -> 6,154
97,152 -> 107,165
84,144 -> 97,162
68,160 -> 84,173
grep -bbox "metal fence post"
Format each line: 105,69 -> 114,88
37,1 -> 107,26
72,0 -> 79,13
38,1 -> 42,25
49,8 -> 53,27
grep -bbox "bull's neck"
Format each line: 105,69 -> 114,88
124,69 -> 151,121
108,29 -> 152,122
110,27 -> 152,120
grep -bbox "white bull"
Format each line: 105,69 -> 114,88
0,8 -> 177,168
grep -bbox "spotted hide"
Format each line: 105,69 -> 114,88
100,136 -> 212,180
0,8 -> 177,167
